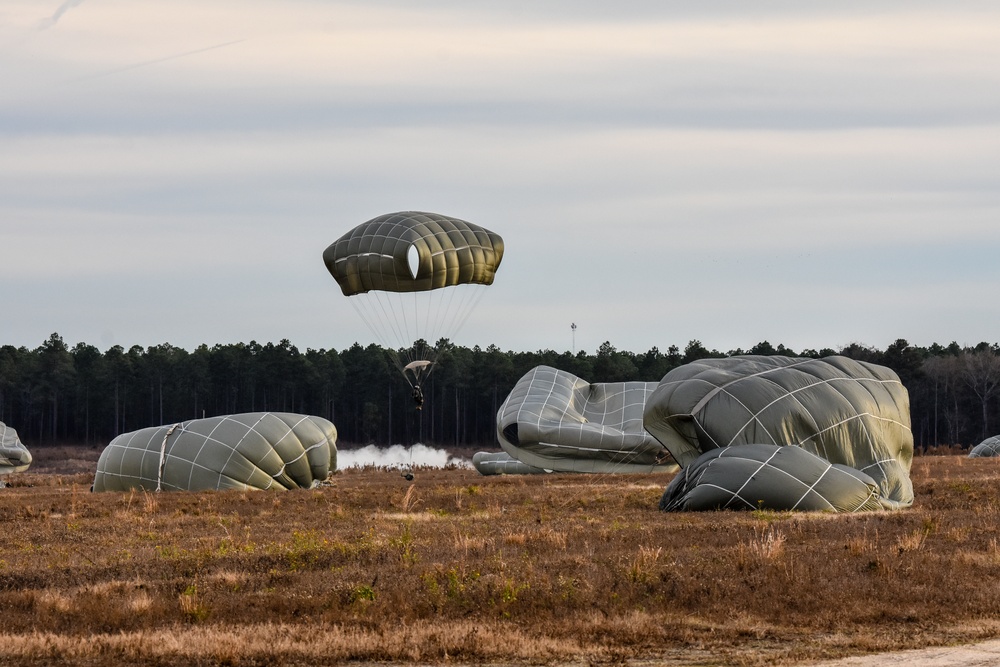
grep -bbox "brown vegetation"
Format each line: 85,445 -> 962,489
2,449 -> 1000,666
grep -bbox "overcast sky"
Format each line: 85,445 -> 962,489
3,1 -> 999,357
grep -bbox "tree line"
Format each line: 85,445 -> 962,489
1,333 -> 998,450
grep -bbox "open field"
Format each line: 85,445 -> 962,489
3,447 -> 1000,666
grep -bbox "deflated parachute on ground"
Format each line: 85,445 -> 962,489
643,355 -> 913,509
0,421 -> 31,477
495,366 -> 677,474
969,436 -> 1000,458
93,412 -> 337,492
322,211 -> 504,391
660,443 -> 886,512
472,451 -> 549,475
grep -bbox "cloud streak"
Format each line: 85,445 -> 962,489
64,38 -> 248,84
38,0 -> 85,30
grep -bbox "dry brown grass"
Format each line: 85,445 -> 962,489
2,451 -> 1000,666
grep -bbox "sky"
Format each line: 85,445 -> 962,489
2,1 -> 999,358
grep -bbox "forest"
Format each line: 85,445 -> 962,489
1,333 -> 998,451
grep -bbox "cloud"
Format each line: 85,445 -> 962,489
37,0 -> 85,30
4,1 -> 1000,356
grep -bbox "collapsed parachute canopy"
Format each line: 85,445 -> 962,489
0,421 -> 31,476
969,436 -> 1000,458
322,211 -> 504,296
496,366 -> 677,474
472,451 -> 549,476
93,412 -> 337,492
661,444 -> 887,512
643,355 -> 914,509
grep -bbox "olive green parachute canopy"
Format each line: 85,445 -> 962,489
0,421 -> 31,477
969,436 -> 1000,457
496,366 -> 678,474
643,355 -> 913,509
660,444 -> 887,512
93,412 -> 337,492
322,211 -> 504,391
322,211 -> 504,296
472,451 -> 549,476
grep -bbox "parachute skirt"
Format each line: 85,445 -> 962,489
660,444 -> 888,512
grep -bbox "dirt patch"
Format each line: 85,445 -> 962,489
813,638 -> 1000,666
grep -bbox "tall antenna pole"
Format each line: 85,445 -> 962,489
571,322 -> 577,354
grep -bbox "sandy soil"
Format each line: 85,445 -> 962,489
811,638 -> 1000,666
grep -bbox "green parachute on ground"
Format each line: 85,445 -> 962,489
643,355 -> 914,510
969,436 -> 1000,457
660,443 -> 887,512
492,366 -> 678,474
93,412 -> 337,492
472,451 -> 549,475
0,421 -> 31,479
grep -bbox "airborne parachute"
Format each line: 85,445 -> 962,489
322,211 -> 504,394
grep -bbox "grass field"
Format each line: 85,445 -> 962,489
2,445 -> 1000,666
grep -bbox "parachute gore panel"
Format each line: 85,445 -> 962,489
0,421 -> 31,476
93,412 -> 338,492
642,355 -> 913,508
660,444 -> 887,512
496,366 -> 677,474
322,211 -> 504,296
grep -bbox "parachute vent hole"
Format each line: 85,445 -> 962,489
407,244 -> 420,279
